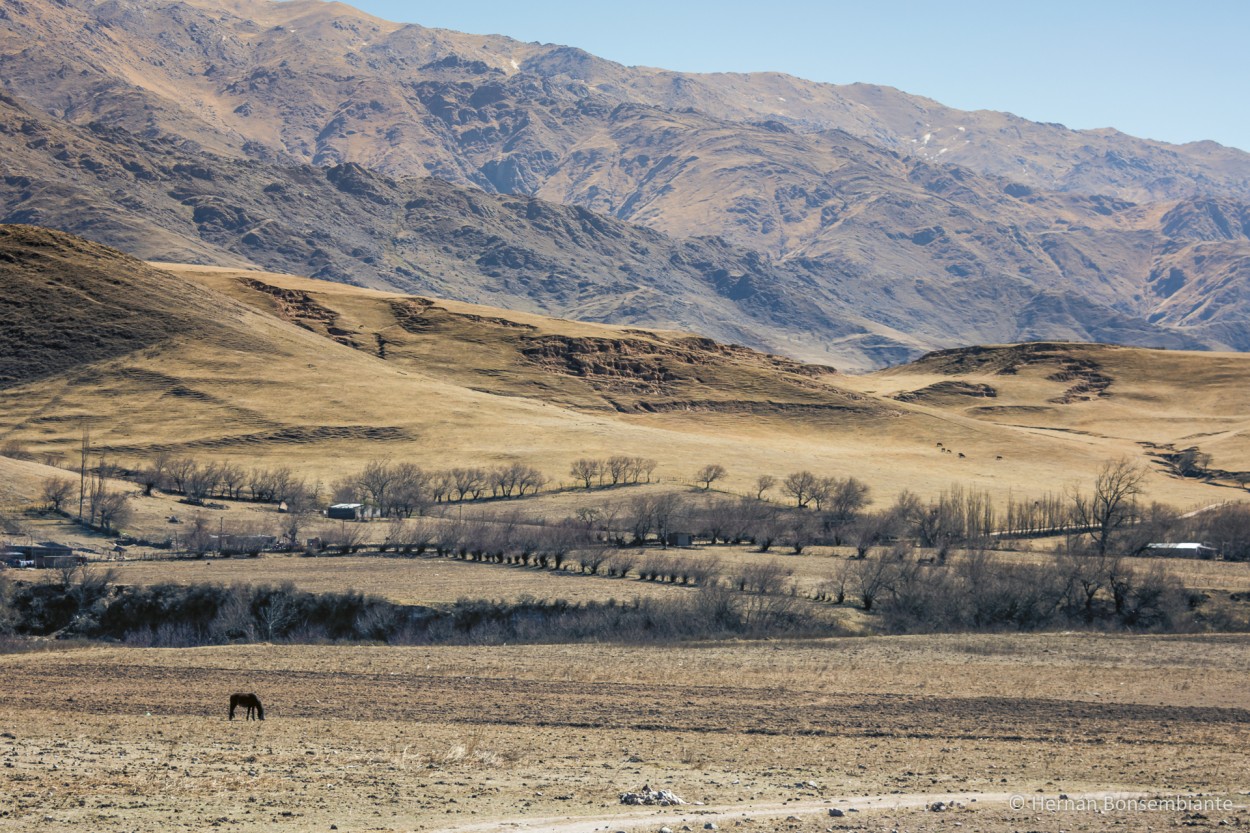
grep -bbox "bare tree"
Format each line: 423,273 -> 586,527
136,451 -> 169,497
622,457 -> 657,484
849,555 -> 902,612
94,491 -> 132,534
605,455 -> 632,486
754,474 -> 776,501
166,456 -> 199,495
781,510 -> 822,554
183,514 -> 214,555
516,465 -> 547,496
390,463 -> 429,516
357,459 -> 397,515
248,466 -> 278,502
1056,551 -> 1115,623
271,467 -> 303,507
570,458 -> 601,490
278,486 -> 318,549
489,462 -> 542,499
750,507 -> 783,552
41,477 -> 74,513
697,498 -> 745,544
625,494 -> 658,544
694,463 -> 727,491
651,492 -> 686,547
429,470 -> 454,503
216,462 -> 246,500
781,471 -> 820,508
324,520 -> 367,554
1193,504 -> 1250,561
450,467 -> 487,501
731,561 -> 793,594
330,476 -> 360,506
825,477 -> 871,522
185,461 -> 221,503
1070,458 -> 1148,557
850,509 -> 899,558
809,477 -> 834,511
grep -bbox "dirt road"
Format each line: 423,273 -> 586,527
427,790 -> 1149,833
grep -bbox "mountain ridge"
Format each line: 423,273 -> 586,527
2,0 -> 1248,367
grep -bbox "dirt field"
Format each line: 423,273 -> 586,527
2,633 -> 1248,832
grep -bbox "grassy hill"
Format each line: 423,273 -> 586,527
857,342 -> 1250,478
0,227 -> 1244,508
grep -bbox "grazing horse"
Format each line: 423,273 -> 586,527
229,693 -> 264,721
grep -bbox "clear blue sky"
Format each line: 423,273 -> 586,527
344,0 -> 1249,152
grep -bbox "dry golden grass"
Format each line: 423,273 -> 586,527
857,342 -> 1250,477
2,256 -> 1244,514
2,634 -> 1248,832
97,553 -> 691,606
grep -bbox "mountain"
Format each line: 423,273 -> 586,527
2,226 -> 1244,505
0,91 -> 889,366
2,0 -> 1249,366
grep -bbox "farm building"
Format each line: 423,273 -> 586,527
3,542 -> 82,569
665,532 -> 694,547
327,503 -> 380,521
1144,542 -> 1220,559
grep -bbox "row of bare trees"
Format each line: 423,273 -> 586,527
569,456 -> 658,489
113,453 -> 318,511
333,460 -> 548,515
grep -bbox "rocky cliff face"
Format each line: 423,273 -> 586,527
2,0 -> 1248,366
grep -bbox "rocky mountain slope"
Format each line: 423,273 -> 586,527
1,0 -> 1248,365
0,92 -> 886,365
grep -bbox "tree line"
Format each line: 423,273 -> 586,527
28,450 -> 1250,562
0,567 -> 820,647
825,548 -> 1201,633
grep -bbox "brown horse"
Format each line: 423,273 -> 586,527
228,692 -> 264,720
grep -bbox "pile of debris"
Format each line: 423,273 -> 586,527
619,785 -> 687,806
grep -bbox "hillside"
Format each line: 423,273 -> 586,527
858,342 -> 1250,477
1,0 -> 1248,367
0,225 -> 250,388
0,227 -> 913,492
0,227 -> 1244,509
